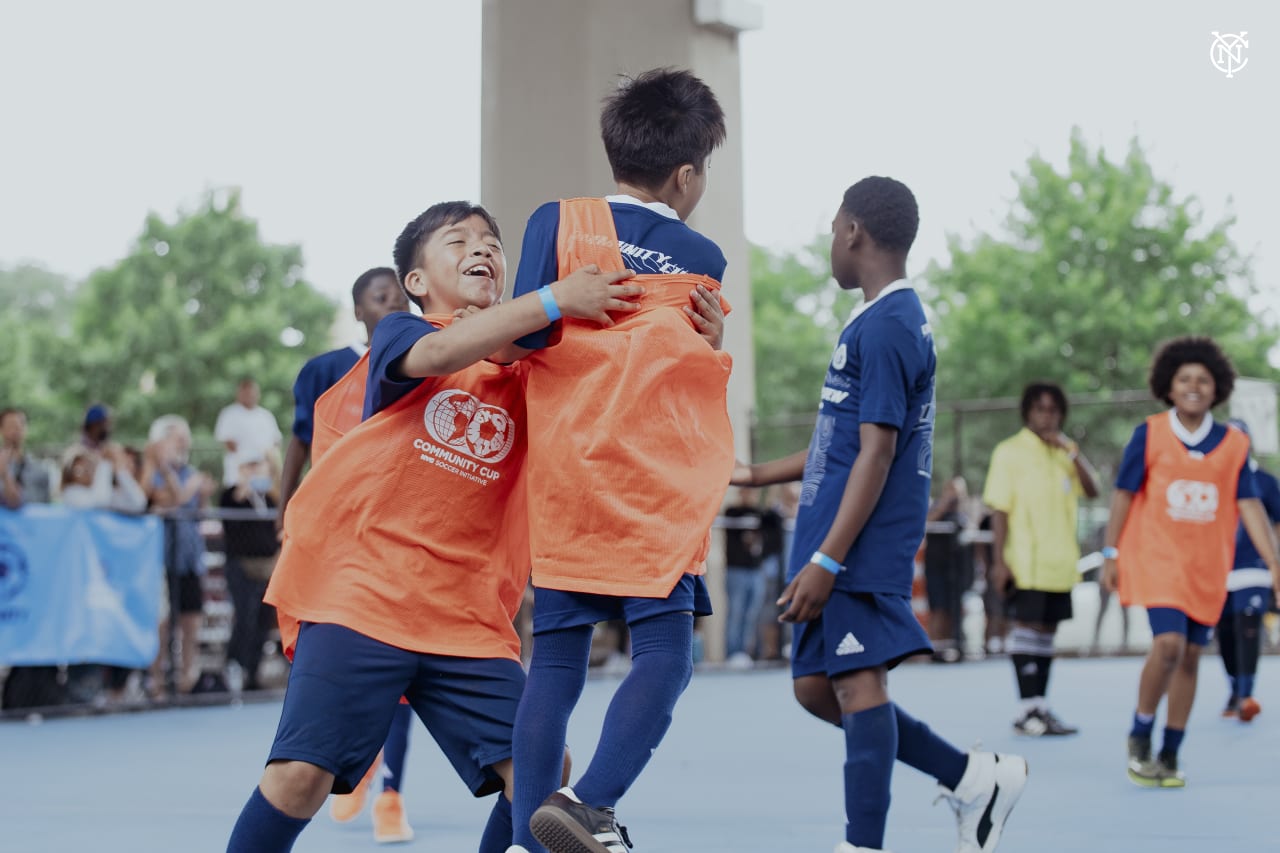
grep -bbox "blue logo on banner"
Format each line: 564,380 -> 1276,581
0,539 -> 28,603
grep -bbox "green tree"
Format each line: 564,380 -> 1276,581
53,189 -> 338,453
925,131 -> 1279,485
0,264 -> 78,446
748,238 -> 856,460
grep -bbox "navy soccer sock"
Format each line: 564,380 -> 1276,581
382,702 -> 413,792
893,704 -> 968,791
573,612 -> 695,809
1160,727 -> 1185,759
226,786 -> 309,853
511,625 -> 593,851
478,795 -> 513,853
842,703 -> 897,848
1130,711 -> 1155,739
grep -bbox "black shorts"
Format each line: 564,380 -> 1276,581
1007,589 -> 1073,625
168,572 -> 205,615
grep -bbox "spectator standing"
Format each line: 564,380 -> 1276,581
146,415 -> 215,694
220,452 -> 282,692
924,476 -> 971,661
215,378 -> 282,488
80,403 -> 112,453
723,487 -> 770,668
983,382 -> 1099,737
1,406 -> 51,508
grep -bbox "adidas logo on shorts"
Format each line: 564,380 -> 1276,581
835,632 -> 865,656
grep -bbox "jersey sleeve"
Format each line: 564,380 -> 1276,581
512,202 -> 562,351
364,312 -> 438,418
1114,423 -> 1148,492
290,358 -> 322,444
214,407 -> 234,442
1237,458 -> 1260,500
982,442 -> 1014,513
1262,471 -> 1280,522
856,316 -> 917,429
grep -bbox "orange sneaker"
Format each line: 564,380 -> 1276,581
372,790 -> 414,844
329,752 -> 380,823
1238,697 -> 1262,723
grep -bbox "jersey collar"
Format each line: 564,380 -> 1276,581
1167,408 -> 1213,446
844,278 -> 913,327
605,194 -> 680,221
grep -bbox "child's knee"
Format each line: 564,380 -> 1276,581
260,759 -> 333,819
1150,634 -> 1186,669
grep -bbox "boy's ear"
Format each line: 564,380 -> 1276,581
403,269 -> 430,301
676,163 -> 696,192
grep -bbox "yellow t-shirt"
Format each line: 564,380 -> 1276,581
982,428 -> 1084,592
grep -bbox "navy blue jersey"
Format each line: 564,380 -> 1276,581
363,312 -> 438,419
511,197 -> 727,350
291,346 -> 362,444
1115,418 -> 1257,499
1235,465 -> 1280,569
790,282 -> 937,596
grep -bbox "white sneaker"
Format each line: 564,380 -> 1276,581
937,751 -> 1027,852
835,843 -> 893,852
505,848 -> 531,853
725,651 -> 754,670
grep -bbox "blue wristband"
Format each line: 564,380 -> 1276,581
811,551 -> 844,575
536,285 -> 562,323
1101,546 -> 1119,560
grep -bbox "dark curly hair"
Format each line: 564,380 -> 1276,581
601,67 -> 726,190
1148,336 -> 1236,407
393,202 -> 501,310
1020,381 -> 1069,423
841,176 -> 919,253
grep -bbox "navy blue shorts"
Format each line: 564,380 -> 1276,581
1147,607 -> 1214,647
532,573 -> 712,634
268,622 -> 524,796
1222,587 -> 1274,617
791,591 -> 933,678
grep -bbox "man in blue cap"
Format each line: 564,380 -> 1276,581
81,403 -> 113,452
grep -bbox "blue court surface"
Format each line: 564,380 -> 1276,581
2,656 -> 1273,852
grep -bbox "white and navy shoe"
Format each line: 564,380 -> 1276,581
530,787 -> 633,853
937,751 -> 1028,852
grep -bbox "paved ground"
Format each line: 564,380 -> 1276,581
1,655 -> 1273,852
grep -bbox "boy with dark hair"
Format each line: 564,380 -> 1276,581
1217,418 -> 1280,722
734,177 -> 1026,853
984,381 -> 1099,736
504,67 -> 734,853
1102,336 -> 1280,786
225,201 -> 644,853
275,265 -> 419,841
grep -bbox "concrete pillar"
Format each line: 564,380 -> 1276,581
482,0 -> 760,663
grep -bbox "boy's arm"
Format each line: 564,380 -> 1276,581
399,266 -> 641,377
732,451 -> 807,487
1099,488 -> 1135,592
276,435 -> 309,533
778,423 -> 897,623
1238,498 -> 1280,599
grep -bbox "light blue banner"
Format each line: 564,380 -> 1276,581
0,505 -> 163,668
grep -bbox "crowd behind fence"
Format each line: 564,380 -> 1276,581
6,499 -> 1274,718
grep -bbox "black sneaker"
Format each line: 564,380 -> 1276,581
1155,750 -> 1186,788
530,787 -> 633,853
1038,709 -> 1079,736
1012,709 -> 1047,736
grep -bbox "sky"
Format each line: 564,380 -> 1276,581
1,0 -> 1277,346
